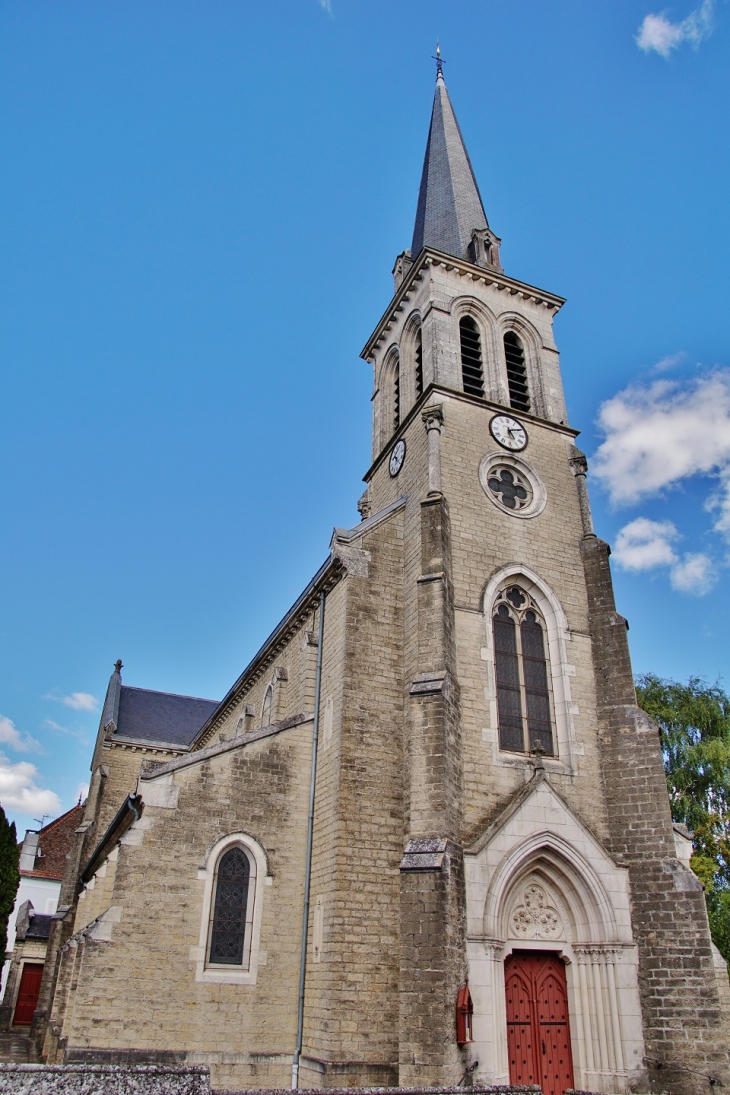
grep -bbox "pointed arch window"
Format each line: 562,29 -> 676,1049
504,332 -> 530,412
261,685 -> 273,727
460,317 -> 485,398
207,846 -> 255,967
393,356 -> 401,431
415,328 -> 423,399
493,586 -> 554,756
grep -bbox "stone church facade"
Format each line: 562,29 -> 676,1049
32,68 -> 730,1095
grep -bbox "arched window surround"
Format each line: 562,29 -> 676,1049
401,311 -> 424,405
482,566 -> 578,774
195,831 -> 270,985
451,299 -> 504,406
498,315 -> 546,419
377,345 -> 402,450
260,684 -> 274,728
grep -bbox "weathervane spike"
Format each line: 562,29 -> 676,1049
432,40 -> 445,79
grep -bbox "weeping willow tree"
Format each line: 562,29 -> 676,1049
0,806 -> 19,960
636,674 -> 730,963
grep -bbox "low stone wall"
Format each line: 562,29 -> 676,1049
0,1063 -> 210,1093
213,1088 -> 544,1095
0,1073 -> 605,1095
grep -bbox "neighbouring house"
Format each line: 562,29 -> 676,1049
0,804 -> 83,1028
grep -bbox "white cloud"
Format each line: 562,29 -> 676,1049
45,691 -> 99,712
613,517 -> 679,569
612,517 -> 717,595
652,351 -> 686,373
592,371 -> 730,530
637,0 -> 716,57
61,692 -> 98,712
318,0 -> 332,12
0,754 -> 61,817
670,551 -> 717,593
43,719 -> 89,745
0,715 -> 40,753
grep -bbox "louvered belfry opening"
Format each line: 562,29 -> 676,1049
415,329 -> 423,398
459,317 -> 485,398
504,331 -> 530,412
393,358 -> 401,431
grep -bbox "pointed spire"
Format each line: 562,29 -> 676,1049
411,60 -> 489,262
100,659 -> 123,733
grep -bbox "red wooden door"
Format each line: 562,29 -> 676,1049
13,962 -> 44,1026
505,951 -> 574,1095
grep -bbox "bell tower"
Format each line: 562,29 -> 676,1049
359,60 -> 730,1094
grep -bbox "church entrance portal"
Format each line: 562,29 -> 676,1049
505,951 -> 574,1095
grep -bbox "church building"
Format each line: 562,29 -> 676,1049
31,64 -> 730,1095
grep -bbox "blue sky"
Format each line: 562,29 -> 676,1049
0,0 -> 728,833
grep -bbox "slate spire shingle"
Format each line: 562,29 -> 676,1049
411,69 -> 489,261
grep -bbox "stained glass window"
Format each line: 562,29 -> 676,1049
208,847 -> 250,966
493,588 -> 554,756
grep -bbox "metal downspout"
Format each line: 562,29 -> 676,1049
292,589 -> 326,1090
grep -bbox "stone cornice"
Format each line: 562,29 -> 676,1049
363,384 -> 580,483
360,247 -> 566,362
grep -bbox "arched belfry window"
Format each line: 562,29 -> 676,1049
459,317 -> 485,398
208,846 -> 254,967
415,327 -> 423,399
504,332 -> 530,412
393,356 -> 401,431
493,586 -> 554,756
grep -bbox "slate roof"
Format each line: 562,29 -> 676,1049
411,70 -> 489,261
114,685 -> 219,749
25,913 -> 53,941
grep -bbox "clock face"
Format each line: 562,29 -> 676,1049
389,439 -> 406,477
490,414 -> 528,451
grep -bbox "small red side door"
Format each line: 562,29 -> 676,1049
505,951 -> 575,1095
13,962 -> 44,1026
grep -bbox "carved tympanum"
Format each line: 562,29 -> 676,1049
510,882 -> 562,939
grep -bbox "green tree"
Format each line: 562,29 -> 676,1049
636,673 -> 730,963
0,806 -> 19,960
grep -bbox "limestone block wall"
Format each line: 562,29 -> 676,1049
300,508 -> 405,1087
49,722 -> 316,1092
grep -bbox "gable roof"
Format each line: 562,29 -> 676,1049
114,686 -> 219,749
411,70 -> 488,261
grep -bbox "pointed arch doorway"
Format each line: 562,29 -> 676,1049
505,951 -> 574,1095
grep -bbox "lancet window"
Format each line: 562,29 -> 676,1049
261,685 -> 273,727
493,585 -> 554,756
459,317 -> 485,398
504,332 -> 530,412
207,846 -> 254,967
415,328 -> 423,399
394,357 -> 401,430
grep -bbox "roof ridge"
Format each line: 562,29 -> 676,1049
35,801 -> 83,838
121,684 -> 219,704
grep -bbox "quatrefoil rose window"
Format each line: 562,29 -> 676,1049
478,453 -> 547,519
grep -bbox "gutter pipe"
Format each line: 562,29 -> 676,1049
291,589 -> 326,1090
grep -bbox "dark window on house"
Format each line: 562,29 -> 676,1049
504,332 -> 530,412
493,589 -> 554,756
208,847 -> 250,965
415,329 -> 423,399
459,317 -> 485,398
